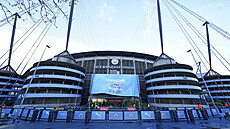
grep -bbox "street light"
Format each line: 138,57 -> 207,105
13,45 -> 50,124
187,49 -> 221,118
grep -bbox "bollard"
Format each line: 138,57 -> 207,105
66,109 -> 73,123
200,109 -> 208,120
187,110 -> 195,124
48,110 -> 55,122
155,110 -> 161,122
31,109 -> 39,122
85,110 -> 90,124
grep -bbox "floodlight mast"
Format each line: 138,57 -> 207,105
157,0 -> 164,54
203,21 -> 212,70
65,0 -> 75,51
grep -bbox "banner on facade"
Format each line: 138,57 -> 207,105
90,74 -> 140,97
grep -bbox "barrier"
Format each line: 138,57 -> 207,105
91,111 -> 106,121
206,109 -> 212,117
177,107 -> 185,110
21,109 -> 29,118
109,111 -> 123,121
73,111 -> 85,120
28,110 -> 34,118
56,111 -> 67,120
124,111 -> 138,120
211,109 -> 218,116
220,108 -> 230,113
192,110 -> 198,118
141,111 -> 155,120
197,110 -> 202,118
41,110 -> 50,119
2,108 -> 12,114
12,108 -> 23,116
177,110 -> 186,119
160,111 -> 171,120
220,108 -> 230,116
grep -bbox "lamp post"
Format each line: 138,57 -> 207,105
13,45 -> 50,124
187,49 -> 221,118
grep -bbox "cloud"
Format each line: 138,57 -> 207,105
98,2 -> 114,23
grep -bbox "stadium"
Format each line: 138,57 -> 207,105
13,51 -> 207,109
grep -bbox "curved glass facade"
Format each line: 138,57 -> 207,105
145,58 -> 206,108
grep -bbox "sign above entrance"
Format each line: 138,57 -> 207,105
90,74 -> 140,97
109,99 -> 122,102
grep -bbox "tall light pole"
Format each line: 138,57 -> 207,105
13,45 -> 50,124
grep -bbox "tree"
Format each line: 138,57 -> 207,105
0,0 -> 78,26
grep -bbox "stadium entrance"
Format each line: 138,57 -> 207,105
89,74 -> 140,109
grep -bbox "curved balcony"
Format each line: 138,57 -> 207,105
0,76 -> 25,82
147,94 -> 200,99
145,76 -> 198,84
22,83 -> 83,90
146,85 -> 201,91
0,82 -> 23,87
201,84 -> 230,88
205,96 -> 230,99
144,69 -> 194,78
30,66 -> 85,76
201,90 -> 230,94
199,79 -> 230,84
24,93 -> 81,98
0,95 -> 18,98
0,88 -> 20,92
26,74 -> 84,83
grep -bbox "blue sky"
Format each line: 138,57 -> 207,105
0,0 -> 229,75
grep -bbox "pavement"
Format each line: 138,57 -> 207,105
0,118 -> 230,129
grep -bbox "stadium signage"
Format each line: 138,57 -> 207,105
95,65 -> 135,69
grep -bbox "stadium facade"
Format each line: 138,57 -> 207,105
12,51 -> 209,109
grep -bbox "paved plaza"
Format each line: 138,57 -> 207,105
0,118 -> 230,129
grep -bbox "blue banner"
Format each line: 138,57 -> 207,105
161,111 -> 171,119
41,110 -> 50,119
124,111 -> 138,120
211,109 -> 218,116
21,109 -> 29,118
56,111 -> 67,120
141,111 -> 155,120
74,111 -> 85,120
192,110 -> 198,118
91,111 -> 106,120
206,109 -> 212,117
90,74 -> 139,97
109,111 -> 123,120
177,110 -> 186,119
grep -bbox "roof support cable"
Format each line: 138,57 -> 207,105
19,2 -> 66,74
168,0 -> 230,41
0,18 -> 43,61
164,0 -> 209,64
20,22 -> 53,75
166,0 -> 230,67
129,3 -> 154,52
165,0 -> 230,72
16,23 -> 50,71
162,0 -> 209,71
80,0 -> 102,49
0,6 -> 58,68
